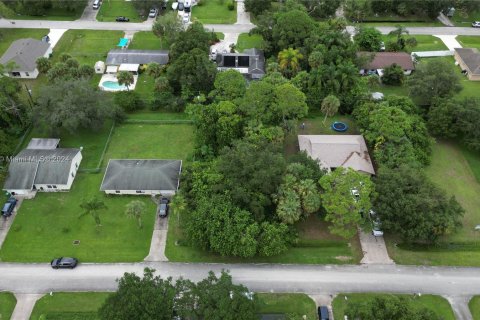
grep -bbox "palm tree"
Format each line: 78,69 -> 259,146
146,62 -> 164,78
388,25 -> 409,50
170,193 -> 187,224
117,71 -> 134,91
36,57 -> 51,74
79,197 -> 107,227
125,200 -> 146,229
278,48 -> 304,77
321,95 -> 340,125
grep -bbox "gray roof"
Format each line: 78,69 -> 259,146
26,138 -> 60,150
455,48 -> 480,75
216,48 -> 265,77
0,38 -> 50,72
106,49 -> 169,65
3,148 -> 81,190
298,135 -> 375,175
100,159 -> 182,191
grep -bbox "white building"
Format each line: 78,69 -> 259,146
3,139 -> 82,198
0,38 -> 52,79
100,159 -> 182,196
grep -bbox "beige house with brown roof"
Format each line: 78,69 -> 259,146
454,48 -> 480,81
298,135 -> 375,175
357,52 -> 415,76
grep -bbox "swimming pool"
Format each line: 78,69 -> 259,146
102,81 -> 126,90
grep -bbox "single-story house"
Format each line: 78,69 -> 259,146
3,139 -> 82,198
0,38 -> 52,79
216,48 -> 265,79
454,48 -> 480,81
104,49 -> 169,74
357,52 -> 415,76
298,135 -> 375,175
100,159 -> 182,196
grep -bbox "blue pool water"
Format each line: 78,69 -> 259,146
102,81 -> 126,90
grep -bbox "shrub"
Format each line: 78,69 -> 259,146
114,91 -> 144,112
227,1 -> 235,10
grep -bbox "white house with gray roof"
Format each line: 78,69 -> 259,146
298,135 -> 375,175
3,139 -> 82,198
0,38 -> 52,79
100,159 -> 182,196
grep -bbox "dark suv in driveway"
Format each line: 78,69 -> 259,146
1,197 -> 17,217
158,197 -> 169,218
51,257 -> 78,269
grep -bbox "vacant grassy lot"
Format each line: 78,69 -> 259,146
20,120 -> 114,170
452,11 -> 480,27
30,292 -> 110,320
386,141 -> 480,266
333,293 -> 455,320
470,296 -> 480,320
0,292 -> 16,320
382,35 -> 448,52
0,28 -> 49,56
53,29 -> 123,65
256,293 -> 316,319
103,123 -> 194,161
129,31 -> 168,50
166,205 -> 362,264
7,4 -> 85,21
97,0 -> 142,22
191,0 -> 236,24
237,33 -> 264,52
457,36 -> 480,50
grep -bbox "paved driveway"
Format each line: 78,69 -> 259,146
78,0 -> 100,21
358,229 -> 394,265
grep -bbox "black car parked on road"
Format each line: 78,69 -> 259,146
51,257 -> 78,269
116,16 -> 130,22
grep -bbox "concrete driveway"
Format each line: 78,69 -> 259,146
358,229 -> 394,265
78,0 -> 100,21
144,212 -> 169,262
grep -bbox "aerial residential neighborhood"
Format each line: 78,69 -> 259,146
1,0 -> 480,319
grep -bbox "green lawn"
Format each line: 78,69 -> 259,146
452,11 -> 480,27
97,0 -> 142,22
20,120 -> 113,170
0,292 -> 16,320
30,292 -> 110,320
256,293 -> 316,319
191,0 -> 236,24
376,84 -> 409,97
129,31 -> 168,50
358,21 -> 443,27
7,5 -> 86,21
0,28 -> 49,56
457,36 -> 480,50
166,206 -> 362,264
382,35 -> 448,52
386,141 -> 480,266
0,123 -> 193,262
237,33 -> 264,52
461,145 -> 480,183
126,112 -> 191,121
52,29 -> 123,66
470,296 -> 480,320
103,123 -> 194,161
134,73 -> 156,102
333,293 -> 455,320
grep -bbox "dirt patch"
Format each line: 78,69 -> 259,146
297,215 -> 346,241
335,255 -> 353,261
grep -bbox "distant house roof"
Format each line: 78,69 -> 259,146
298,135 -> 375,175
3,148 -> 81,190
455,48 -> 480,75
216,48 -> 265,78
0,38 -> 50,72
106,49 -> 169,65
26,138 -> 60,150
100,160 -> 182,192
357,52 -> 415,70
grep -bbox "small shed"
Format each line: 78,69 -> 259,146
94,61 -> 106,74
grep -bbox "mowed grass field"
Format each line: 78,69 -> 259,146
191,0 -> 236,24
30,292 -> 110,320
52,29 -> 123,66
96,0 -> 142,22
457,36 -> 480,50
382,34 -> 448,51
0,28 -> 50,56
332,293 -> 455,320
386,141 -> 480,266
0,123 -> 194,262
236,33 -> 265,52
256,293 -> 316,319
0,292 -> 16,320
128,31 -> 168,50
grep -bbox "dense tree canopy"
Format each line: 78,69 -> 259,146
354,26 -> 383,51
374,166 -> 464,243
169,22 -> 214,60
244,0 -> 271,16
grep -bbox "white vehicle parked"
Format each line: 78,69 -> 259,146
172,2 -> 178,10
369,210 -> 384,237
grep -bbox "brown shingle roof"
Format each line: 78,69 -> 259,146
358,52 -> 415,70
455,48 -> 480,75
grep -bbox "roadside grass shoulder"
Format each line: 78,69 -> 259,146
96,1 -> 142,22
381,35 -> 448,52
7,5 -> 85,21
452,12 -> 480,27
469,296 -> 480,320
332,293 -> 455,320
256,293 -> 316,319
457,36 -> 480,50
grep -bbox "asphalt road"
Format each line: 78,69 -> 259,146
0,262 -> 479,297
